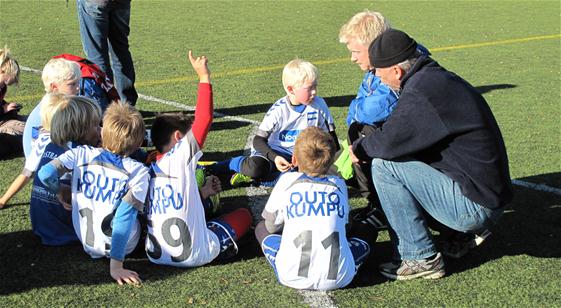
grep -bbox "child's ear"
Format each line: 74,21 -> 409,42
291,155 -> 298,167
49,83 -> 58,92
173,130 -> 183,142
286,85 -> 294,94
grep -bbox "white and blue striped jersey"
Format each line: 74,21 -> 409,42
146,131 -> 220,267
56,146 -> 149,259
253,96 -> 335,157
262,172 -> 355,290
23,132 -> 51,176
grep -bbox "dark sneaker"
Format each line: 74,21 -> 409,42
352,206 -> 388,230
379,253 -> 445,280
441,229 -> 491,259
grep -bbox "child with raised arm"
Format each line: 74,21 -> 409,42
38,101 -> 149,285
30,94 -> 101,245
254,127 -> 371,291
146,51 -> 252,267
208,59 -> 339,186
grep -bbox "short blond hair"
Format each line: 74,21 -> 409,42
102,101 -> 145,156
0,47 -> 20,84
282,59 -> 318,91
39,93 -> 69,131
294,127 -> 336,177
50,96 -> 101,147
338,10 -> 390,46
41,58 -> 81,93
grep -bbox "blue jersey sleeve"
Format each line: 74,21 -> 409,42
346,73 -> 398,126
110,200 -> 139,261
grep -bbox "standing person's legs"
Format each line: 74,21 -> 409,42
371,158 -> 503,261
77,0 -> 111,79
107,1 -> 137,105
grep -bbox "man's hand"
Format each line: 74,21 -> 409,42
274,156 -> 292,172
110,259 -> 141,286
188,50 -> 210,83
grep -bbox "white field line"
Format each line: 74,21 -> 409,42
21,65 -> 260,126
511,179 -> 561,196
297,290 -> 338,308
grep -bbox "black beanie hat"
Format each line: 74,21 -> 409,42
369,29 -> 417,68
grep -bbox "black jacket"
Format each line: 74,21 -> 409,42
353,55 -> 513,209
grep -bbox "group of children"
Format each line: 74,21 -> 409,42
0,9 -> 408,290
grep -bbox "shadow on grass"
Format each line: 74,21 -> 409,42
0,196 -> 262,295
475,83 -> 516,94
347,172 -> 561,288
213,94 -> 355,118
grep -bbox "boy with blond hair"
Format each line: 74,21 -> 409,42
1,93 -> 69,209
338,10 -> 429,230
0,47 -> 24,159
38,101 -> 149,285
255,127 -> 371,290
146,51 -> 252,268
29,94 -> 101,245
22,58 -> 81,158
209,59 -> 339,186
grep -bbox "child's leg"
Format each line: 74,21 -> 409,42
348,237 -> 371,272
210,155 -> 272,179
207,208 -> 252,258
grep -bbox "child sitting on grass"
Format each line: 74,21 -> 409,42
30,94 -> 101,245
1,93 -> 67,209
145,51 -> 251,267
38,101 -> 149,285
208,59 -> 339,186
255,127 -> 372,291
0,47 -> 24,159
23,58 -> 82,158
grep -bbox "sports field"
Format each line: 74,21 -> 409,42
1,0 -> 560,306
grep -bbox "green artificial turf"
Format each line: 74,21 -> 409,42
1,0 -> 560,306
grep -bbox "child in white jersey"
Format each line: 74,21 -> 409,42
30,94 -> 101,245
208,59 -> 339,186
38,101 -> 149,285
145,51 -> 252,268
255,127 -> 371,290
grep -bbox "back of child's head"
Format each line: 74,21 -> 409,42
150,113 -> 193,153
50,95 -> 102,147
102,101 -> 145,156
0,47 -> 20,84
338,10 -> 391,46
39,93 -> 70,132
282,59 -> 318,91
41,58 -> 81,93
294,127 -> 336,177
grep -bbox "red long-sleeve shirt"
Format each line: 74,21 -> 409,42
191,82 -> 213,148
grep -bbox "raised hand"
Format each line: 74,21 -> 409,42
188,50 -> 210,83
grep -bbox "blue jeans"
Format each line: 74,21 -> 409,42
77,0 -> 138,105
371,158 -> 503,260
